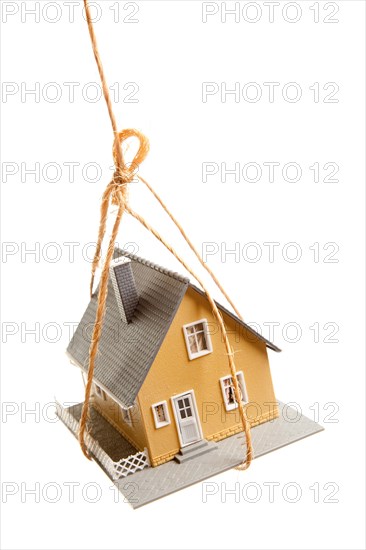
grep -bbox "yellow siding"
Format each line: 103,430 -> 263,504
138,287 -> 278,466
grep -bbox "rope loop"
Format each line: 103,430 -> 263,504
114,128 -> 150,174
109,129 -> 150,205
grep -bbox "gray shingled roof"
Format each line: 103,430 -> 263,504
67,250 -> 189,407
67,249 -> 280,407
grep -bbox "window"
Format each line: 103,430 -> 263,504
220,371 -> 248,411
183,319 -> 213,360
94,383 -> 107,400
152,401 -> 170,428
121,406 -> 132,426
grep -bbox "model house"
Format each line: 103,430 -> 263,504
67,249 -> 280,467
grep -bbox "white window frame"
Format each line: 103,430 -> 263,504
94,383 -> 107,401
220,371 -> 248,411
151,400 -> 171,429
120,406 -> 132,426
183,318 -> 213,360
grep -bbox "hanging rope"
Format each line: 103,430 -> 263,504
139,175 -> 244,321
79,0 -> 252,469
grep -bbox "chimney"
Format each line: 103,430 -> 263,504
109,257 -> 139,323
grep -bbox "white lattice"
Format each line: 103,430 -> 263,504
56,401 -> 150,481
113,450 -> 150,480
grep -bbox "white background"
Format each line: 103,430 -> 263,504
1,1 -> 365,549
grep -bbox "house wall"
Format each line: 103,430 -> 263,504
91,388 -> 148,452
137,287 -> 279,467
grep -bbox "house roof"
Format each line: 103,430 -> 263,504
67,249 -> 280,408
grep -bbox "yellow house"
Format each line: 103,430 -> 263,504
67,250 -> 280,467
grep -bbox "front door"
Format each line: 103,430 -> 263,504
172,391 -> 202,447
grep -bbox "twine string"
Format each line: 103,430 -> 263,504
138,175 -> 244,321
125,205 -> 253,469
79,0 -> 252,469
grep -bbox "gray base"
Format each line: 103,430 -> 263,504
60,401 -> 323,508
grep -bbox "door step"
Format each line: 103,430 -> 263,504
174,440 -> 218,464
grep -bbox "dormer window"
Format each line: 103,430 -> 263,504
183,319 -> 213,360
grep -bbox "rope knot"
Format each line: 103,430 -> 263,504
113,168 -> 130,185
110,168 -> 130,206
109,128 -> 150,206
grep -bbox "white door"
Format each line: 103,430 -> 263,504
172,391 -> 202,446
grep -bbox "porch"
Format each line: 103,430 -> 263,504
56,401 -> 150,480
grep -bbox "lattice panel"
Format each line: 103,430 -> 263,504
113,450 -> 150,480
